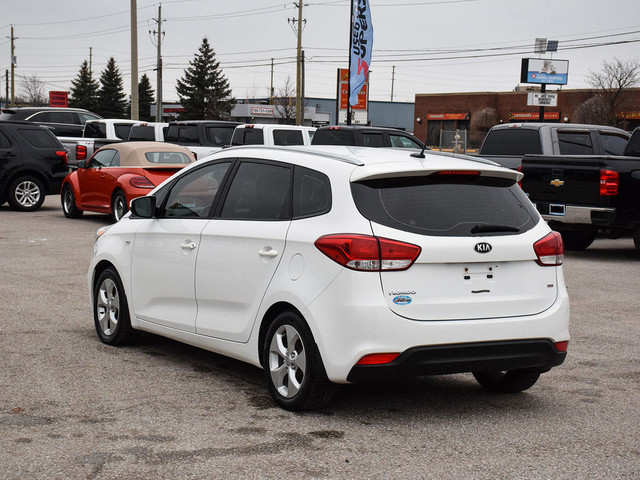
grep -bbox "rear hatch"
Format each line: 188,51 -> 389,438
351,164 -> 559,321
521,154 -> 605,207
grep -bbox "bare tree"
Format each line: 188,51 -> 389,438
586,57 -> 640,127
573,95 -> 608,125
274,76 -> 296,123
19,74 -> 47,106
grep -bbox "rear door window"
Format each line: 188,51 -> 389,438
362,132 -> 385,147
351,174 -> 538,237
599,132 -> 629,155
390,133 -> 422,149
16,128 -> 60,148
311,129 -> 353,145
480,129 -> 542,155
557,131 -> 594,155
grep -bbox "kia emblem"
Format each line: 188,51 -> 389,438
474,242 -> 492,254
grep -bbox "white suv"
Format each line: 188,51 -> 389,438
89,145 -> 569,411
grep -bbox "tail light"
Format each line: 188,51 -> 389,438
534,231 -> 564,266
517,165 -> 523,187
55,150 -> 69,165
76,145 -> 87,160
357,353 -> 400,365
314,234 -> 421,271
554,341 -> 569,352
129,176 -> 155,189
599,170 -> 618,196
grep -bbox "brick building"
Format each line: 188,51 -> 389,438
413,88 -> 640,148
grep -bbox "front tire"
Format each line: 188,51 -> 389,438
473,369 -> 541,393
61,184 -> 83,218
7,176 -> 45,211
93,267 -> 134,346
112,191 -> 128,222
263,312 -> 333,411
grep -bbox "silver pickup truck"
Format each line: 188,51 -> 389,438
58,119 -> 139,167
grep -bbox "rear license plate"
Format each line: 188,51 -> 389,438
549,204 -> 565,216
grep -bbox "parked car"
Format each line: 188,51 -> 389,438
88,145 -> 569,411
128,122 -> 169,142
58,119 -> 140,167
0,120 -> 69,211
165,120 -> 242,159
0,107 -> 102,137
311,125 -> 425,149
230,124 -> 315,146
61,142 -> 195,222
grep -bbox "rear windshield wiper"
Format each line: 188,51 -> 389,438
470,224 -> 521,234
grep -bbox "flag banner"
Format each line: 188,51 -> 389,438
349,0 -> 373,106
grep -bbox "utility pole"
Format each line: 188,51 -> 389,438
10,25 -> 16,107
270,58 -> 274,105
390,65 -> 395,102
151,4 -> 165,121
5,70 -> 8,107
293,2 -> 305,125
89,47 -> 93,76
130,0 -> 139,120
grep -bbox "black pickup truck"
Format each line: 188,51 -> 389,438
520,127 -> 640,252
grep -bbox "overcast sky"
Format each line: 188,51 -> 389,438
1,0 -> 639,105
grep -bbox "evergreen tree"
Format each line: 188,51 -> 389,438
138,74 -> 155,121
69,60 -> 99,112
176,37 -> 233,120
97,57 -> 128,118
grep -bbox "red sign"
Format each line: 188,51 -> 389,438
338,68 -> 368,111
427,113 -> 470,121
510,112 -> 560,120
617,111 -> 640,120
49,91 -> 68,108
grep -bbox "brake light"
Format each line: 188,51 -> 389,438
314,234 -> 421,271
129,176 -> 155,189
329,126 -> 340,130
357,353 -> 400,365
599,170 -> 618,196
433,170 -> 480,176
534,231 -> 564,266
245,124 -> 254,128
55,150 -> 69,165
76,145 -> 87,160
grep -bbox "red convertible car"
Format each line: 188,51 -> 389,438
61,142 -> 195,221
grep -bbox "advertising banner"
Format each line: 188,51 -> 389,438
349,0 -> 373,106
521,58 -> 569,85
49,91 -> 68,108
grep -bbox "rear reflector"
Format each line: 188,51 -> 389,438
554,341 -> 569,352
356,353 -> 400,365
534,231 -> 564,266
599,170 -> 618,196
129,176 -> 155,189
315,234 -> 421,271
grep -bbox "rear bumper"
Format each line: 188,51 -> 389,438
537,203 -> 616,226
347,339 -> 567,383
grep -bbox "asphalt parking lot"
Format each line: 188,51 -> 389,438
1,196 -> 639,480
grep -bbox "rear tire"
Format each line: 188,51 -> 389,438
263,312 -> 333,411
112,191 -> 128,222
634,226 -> 640,254
473,369 -> 541,393
7,176 -> 45,211
61,184 -> 83,218
556,229 -> 596,251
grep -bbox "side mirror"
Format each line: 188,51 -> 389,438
130,196 -> 156,218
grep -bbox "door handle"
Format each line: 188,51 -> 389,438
259,247 -> 278,258
180,241 -> 197,250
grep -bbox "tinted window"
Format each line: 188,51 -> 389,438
85,122 -> 107,138
114,124 -> 134,140
273,130 -> 304,146
220,162 -> 291,220
600,132 -> 629,155
166,125 -> 199,144
625,129 -> 640,157
205,126 -> 234,146
49,111 -> 76,124
79,113 -> 101,123
557,131 -> 594,155
480,129 -> 542,155
352,175 -> 537,237
0,131 -> 12,148
16,128 -> 60,148
390,133 -> 422,149
163,162 -> 231,218
89,149 -> 117,168
311,129 -> 353,146
145,151 -> 192,164
362,132 -> 385,147
129,126 -> 155,141
232,128 -> 263,145
293,166 -> 331,218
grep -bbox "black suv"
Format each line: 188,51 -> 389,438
0,107 -> 102,137
311,125 -> 425,149
0,121 -> 69,211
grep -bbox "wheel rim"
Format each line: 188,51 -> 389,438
96,278 -> 120,336
113,195 -> 125,221
268,324 -> 307,398
62,189 -> 74,214
15,180 -> 41,207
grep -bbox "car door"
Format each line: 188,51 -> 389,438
194,159 -> 292,342
130,161 -> 233,332
76,149 -> 117,208
0,129 -> 20,185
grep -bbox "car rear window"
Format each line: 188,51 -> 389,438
205,126 -> 235,146
114,124 -> 134,140
129,126 -> 155,141
16,128 -> 61,148
480,129 -> 542,155
144,152 -> 192,164
166,125 -> 199,144
273,129 -> 304,146
231,128 -> 264,145
311,129 -> 354,146
351,174 -> 538,237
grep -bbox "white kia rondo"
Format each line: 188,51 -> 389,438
89,145 -> 569,411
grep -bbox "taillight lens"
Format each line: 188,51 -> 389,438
314,234 -> 421,271
534,231 -> 564,266
517,165 -> 523,187
599,170 -> 618,196
56,150 -> 69,165
76,145 -> 87,160
129,176 -> 155,189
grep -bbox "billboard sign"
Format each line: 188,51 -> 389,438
521,58 -> 569,85
49,91 -> 68,108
